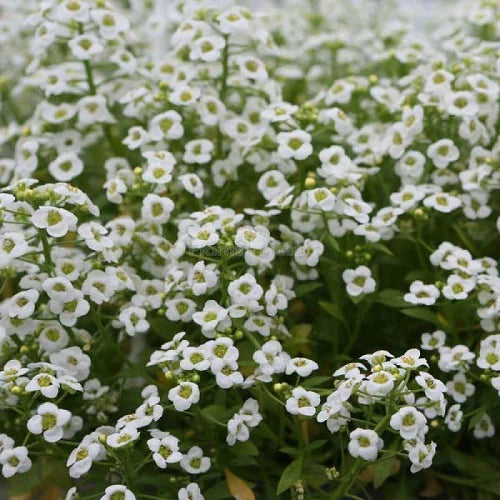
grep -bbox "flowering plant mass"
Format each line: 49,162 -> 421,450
0,0 -> 499,499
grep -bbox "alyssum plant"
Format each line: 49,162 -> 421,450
0,0 -> 498,498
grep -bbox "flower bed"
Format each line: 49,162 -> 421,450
0,0 -> 499,499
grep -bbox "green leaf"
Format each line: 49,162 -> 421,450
374,456 -> 396,489
231,440 -> 259,456
302,375 -> 332,388
369,242 -> 394,256
318,301 -> 347,326
326,233 -> 340,252
374,289 -> 407,308
400,307 -> 438,324
295,281 -> 322,297
276,458 -> 302,495
467,406 -> 487,431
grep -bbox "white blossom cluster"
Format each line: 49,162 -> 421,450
0,0 -> 498,498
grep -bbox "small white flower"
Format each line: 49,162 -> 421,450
100,485 -> 136,500
415,372 -> 447,401
67,443 -> 101,478
180,446 -> 210,474
348,428 -> 383,461
342,266 -> 376,297
390,407 -> 427,440
141,194 -> 174,224
446,373 -> 475,403
178,483 -> 204,500
404,281 -> 440,306
118,306 -> 149,336
295,239 -> 324,267
27,403 -> 71,443
30,207 -> 78,238
286,387 -> 320,416
285,357 -> 319,377
107,426 -> 140,448
408,441 -> 436,473
69,34 -> 103,60
168,382 -> 200,411
147,435 -> 183,469
277,130 -> 313,160
427,139 -> 459,169
0,446 -> 32,478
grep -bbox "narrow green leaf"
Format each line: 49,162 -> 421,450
318,301 -> 347,326
400,307 -> 438,324
277,458 -> 302,495
374,289 -> 407,308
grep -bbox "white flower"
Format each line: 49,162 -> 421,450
427,139 -> 459,169
50,346 -> 90,381
365,370 -> 395,396
286,387 -> 320,416
473,414 -> 495,439
48,153 -> 83,181
184,140 -> 213,164
446,373 -> 475,403
285,357 -> 319,377
6,290 -> 39,319
192,300 -> 227,336
253,340 -> 289,375
27,402 -> 71,443
178,483 -> 204,500
49,290 -> 90,327
390,407 -> 427,440
415,372 -> 447,401
67,443 -> 101,478
190,35 -> 226,62
295,239 -> 324,267
408,441 -> 436,473
235,225 -> 270,250
147,435 -> 183,469
118,306 -> 149,336
238,56 -> 268,81
421,330 -> 446,350
226,415 -> 249,446
424,192 -> 462,213
188,261 -> 218,296
348,428 -> 383,461
0,446 -> 32,478
342,266 -> 376,296
0,360 -> 29,380
91,9 -> 130,40
100,485 -> 136,500
394,349 -> 429,370
141,194 -> 174,223
261,102 -> 298,123
30,207 -> 78,238
444,91 -> 478,117
149,111 -> 184,141
404,281 -> 440,306
228,273 -> 263,308
25,373 -> 60,399
168,382 -> 200,411
180,446 -> 210,474
142,151 -> 176,184
445,404 -> 463,432
107,426 -> 140,448
0,232 -> 29,267
69,34 -> 103,60
277,130 -> 312,160
188,223 -> 220,249
179,174 -> 204,199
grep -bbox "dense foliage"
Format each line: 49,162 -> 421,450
0,0 -> 499,499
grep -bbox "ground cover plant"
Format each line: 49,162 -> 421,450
0,0 -> 499,498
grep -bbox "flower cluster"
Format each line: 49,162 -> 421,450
0,0 -> 498,498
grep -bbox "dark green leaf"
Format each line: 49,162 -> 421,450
400,308 -> 438,324
295,281 -> 322,297
277,458 -> 302,495
318,301 -> 348,326
374,289 -> 407,308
